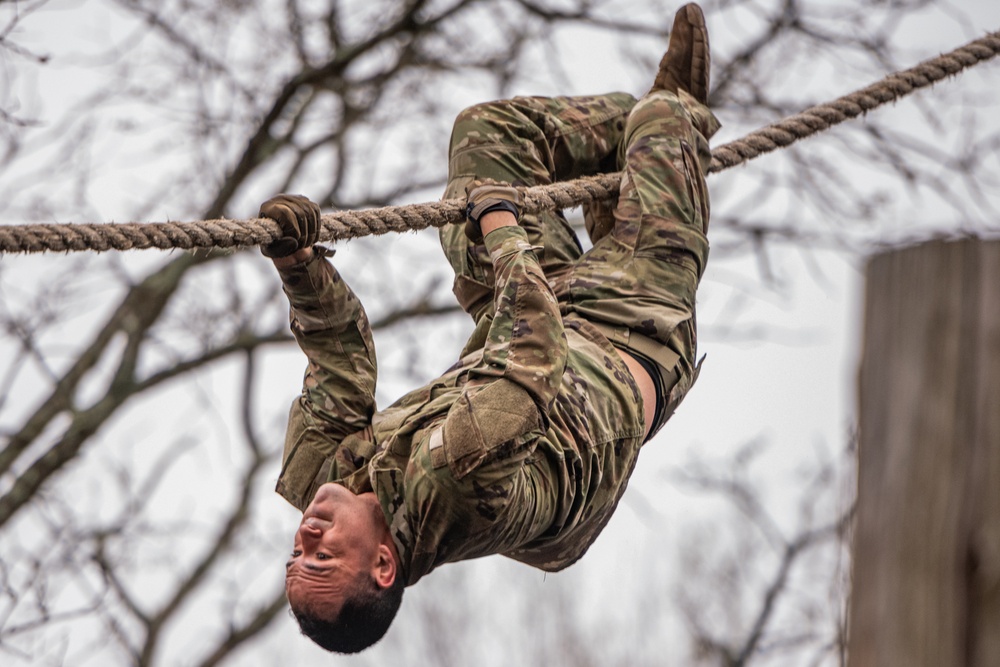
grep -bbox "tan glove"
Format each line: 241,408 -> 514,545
258,194 -> 321,258
464,181 -> 523,243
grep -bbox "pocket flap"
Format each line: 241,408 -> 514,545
440,379 -> 540,478
275,428 -> 334,511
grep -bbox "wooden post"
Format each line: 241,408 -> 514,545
849,239 -> 1000,666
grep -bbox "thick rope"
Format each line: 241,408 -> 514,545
2,30 -> 998,255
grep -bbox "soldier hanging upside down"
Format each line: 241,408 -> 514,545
260,2 -> 721,654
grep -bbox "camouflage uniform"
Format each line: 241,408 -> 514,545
275,90 -> 720,586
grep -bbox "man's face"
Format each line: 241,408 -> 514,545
285,483 -> 384,615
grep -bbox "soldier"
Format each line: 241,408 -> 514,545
265,2 -> 720,653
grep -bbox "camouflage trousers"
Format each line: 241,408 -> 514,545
441,89 -> 720,434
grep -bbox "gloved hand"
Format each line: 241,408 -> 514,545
464,181 -> 523,243
258,194 -> 321,258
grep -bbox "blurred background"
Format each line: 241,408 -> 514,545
0,0 -> 998,664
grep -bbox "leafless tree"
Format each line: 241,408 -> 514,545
0,0 -> 997,664
673,437 -> 855,667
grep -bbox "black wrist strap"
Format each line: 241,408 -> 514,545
466,199 -> 520,224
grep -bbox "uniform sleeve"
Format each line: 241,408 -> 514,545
278,249 -> 377,433
432,225 -> 568,482
274,250 -> 378,510
469,225 -> 568,415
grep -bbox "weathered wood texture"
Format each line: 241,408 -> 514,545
850,239 -> 1000,666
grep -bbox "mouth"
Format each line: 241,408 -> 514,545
303,502 -> 334,523
302,517 -> 329,533
303,483 -> 342,522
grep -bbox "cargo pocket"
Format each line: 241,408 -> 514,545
680,138 -> 710,237
429,379 -> 542,479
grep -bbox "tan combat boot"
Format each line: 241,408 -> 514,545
652,3 -> 711,104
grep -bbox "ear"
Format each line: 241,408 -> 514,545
372,543 -> 396,589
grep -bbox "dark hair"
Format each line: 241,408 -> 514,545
291,572 -> 405,653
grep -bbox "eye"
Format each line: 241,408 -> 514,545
316,552 -> 330,560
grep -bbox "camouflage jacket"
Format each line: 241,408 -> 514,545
275,226 -> 646,586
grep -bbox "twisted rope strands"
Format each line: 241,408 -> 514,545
1,30 -> 997,255
708,29 -> 1000,171
0,218 -> 282,254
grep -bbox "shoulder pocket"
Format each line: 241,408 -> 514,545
275,427 -> 334,512
434,379 -> 542,479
